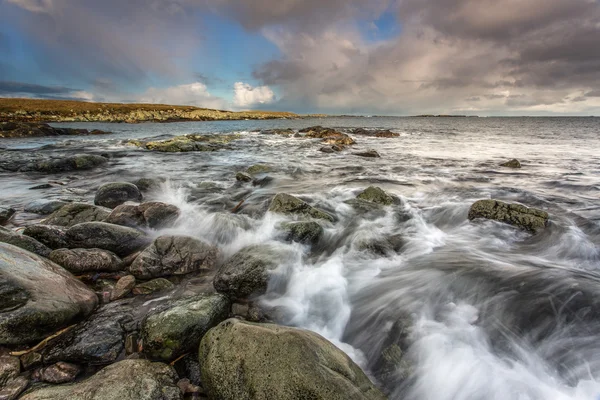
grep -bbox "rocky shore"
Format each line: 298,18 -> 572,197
0,98 -> 298,124
0,120 -> 550,399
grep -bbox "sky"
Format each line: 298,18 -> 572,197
1,0 -> 600,116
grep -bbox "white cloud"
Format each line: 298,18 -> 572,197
136,82 -> 228,109
233,82 -> 275,108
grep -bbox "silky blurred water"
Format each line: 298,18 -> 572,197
1,117 -> 600,399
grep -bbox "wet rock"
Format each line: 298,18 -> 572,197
177,378 -> 201,396
468,199 -> 549,233
43,203 -> 110,227
280,221 -> 324,245
22,225 -> 69,250
0,376 -> 28,400
500,158 -> 522,168
319,146 -> 335,153
199,318 -> 387,400
0,242 -> 97,345
133,177 -> 163,192
49,248 -> 123,273
94,182 -> 142,209
33,362 -> 81,384
246,164 -> 272,175
301,126 -> 356,146
29,184 -> 53,190
268,193 -> 334,222
27,154 -> 108,173
352,128 -> 399,138
0,207 -> 15,225
214,244 -> 282,300
357,234 -> 406,257
20,352 -> 43,370
0,355 -> 20,385
345,199 -> 387,216
20,359 -> 180,400
141,293 -> 230,361
259,128 -> 294,136
0,227 -> 52,257
129,235 -> 217,280
40,299 -> 137,365
23,200 -> 67,215
132,278 -> 175,295
356,186 -> 395,206
235,172 -> 252,182
353,150 -> 381,158
66,222 -> 150,257
110,275 -> 136,300
0,122 -> 111,138
105,202 -> 180,229
252,176 -> 274,187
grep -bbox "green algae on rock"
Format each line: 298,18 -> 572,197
356,186 -> 395,206
128,133 -> 241,152
268,193 -> 334,222
468,199 -> 549,232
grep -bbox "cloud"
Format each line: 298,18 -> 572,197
233,82 -> 275,108
0,80 -> 78,95
136,82 -> 228,109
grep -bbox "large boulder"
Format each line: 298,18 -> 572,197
141,293 -> 230,361
129,235 -> 218,279
49,248 -> 123,273
213,245 -> 282,300
22,225 -> 69,250
199,319 -> 387,400
0,227 -> 52,257
0,243 -> 97,345
268,193 -> 334,222
356,186 -> 395,206
20,359 -> 181,400
43,203 -> 110,227
468,199 -> 549,232
280,221 -> 324,245
105,202 -> 180,229
94,182 -> 142,209
66,222 -> 150,257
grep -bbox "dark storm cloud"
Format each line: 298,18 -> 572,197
0,80 -> 79,95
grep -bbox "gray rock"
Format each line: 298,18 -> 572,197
132,278 -> 175,295
20,352 -> 43,371
319,146 -> 335,153
280,221 -> 324,245
110,275 -> 136,300
49,248 -> 123,273
356,234 -> 406,256
235,172 -> 252,182
214,244 -> 282,300
24,200 -> 68,215
0,376 -> 28,400
356,186 -> 395,206
66,222 -> 150,257
32,362 -> 81,384
26,154 -> 107,173
246,164 -> 272,175
43,203 -> 110,227
20,359 -> 181,400
141,293 -> 230,361
22,225 -> 69,250
199,319 -> 387,400
500,158 -> 521,168
268,193 -> 334,222
0,242 -> 97,345
94,182 -> 142,209
0,227 -> 52,257
105,202 -> 180,229
468,199 -> 549,233
0,207 -> 16,225
0,355 -> 20,386
129,235 -> 217,279
353,150 -> 381,158
133,178 -> 163,192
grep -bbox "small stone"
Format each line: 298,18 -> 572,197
94,182 -> 143,209
177,378 -> 201,394
23,200 -> 67,215
319,146 -> 335,153
500,158 -> 521,168
20,352 -> 42,370
353,149 -> 381,158
0,355 -> 20,385
125,333 -> 139,355
268,193 -> 334,222
235,172 -> 252,182
0,376 -> 28,400
28,183 -> 53,190
111,275 -> 136,300
246,164 -> 272,175
49,248 -> 123,273
0,207 -> 16,226
356,186 -> 395,205
33,362 -> 81,384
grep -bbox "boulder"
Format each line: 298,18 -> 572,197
94,182 -> 142,209
32,362 -> 81,384
0,207 -> 15,225
22,225 -> 69,250
133,133 -> 240,153
352,128 -> 399,138
66,222 -> 150,257
133,177 -> 163,192
129,235 -> 217,279
246,164 -> 272,175
28,154 -> 107,173
24,200 -> 68,215
235,172 -> 253,182
268,193 -> 334,222
40,299 -> 137,365
468,199 -> 549,232
356,186 -> 395,206
500,159 -> 521,168
43,203 -> 110,227
132,278 -> 175,295
141,293 -> 230,361
0,227 -> 52,257
20,359 -> 181,400
280,221 -> 324,245
0,376 -> 28,400
0,243 -> 97,345
353,150 -> 381,158
0,355 -> 20,385
300,126 -> 356,146
105,202 -> 180,229
49,248 -> 123,273
199,319 -> 387,400
356,234 -> 406,257
110,275 -> 136,301
214,245 -> 281,300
